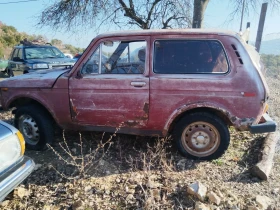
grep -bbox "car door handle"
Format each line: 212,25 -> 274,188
130,81 -> 146,87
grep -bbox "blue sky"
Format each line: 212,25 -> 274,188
0,0 -> 279,48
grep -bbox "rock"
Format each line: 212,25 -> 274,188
72,200 -> 84,210
207,191 -> 221,205
187,182 -> 207,201
271,188 -> 279,195
34,163 -> 42,171
195,202 -> 210,210
84,185 -> 92,192
14,187 -> 29,198
256,195 -> 272,210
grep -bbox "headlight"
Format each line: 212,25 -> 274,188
33,63 -> 49,69
0,132 -> 24,172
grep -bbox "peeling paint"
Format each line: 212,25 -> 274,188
163,102 -> 256,135
70,99 -> 78,118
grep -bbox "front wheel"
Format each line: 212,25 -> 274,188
173,112 -> 230,160
14,105 -> 54,150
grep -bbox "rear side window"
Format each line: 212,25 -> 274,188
153,40 -> 228,74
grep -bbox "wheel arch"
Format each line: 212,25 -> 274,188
8,96 -> 57,126
165,104 -> 233,135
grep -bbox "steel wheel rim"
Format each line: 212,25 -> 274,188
18,114 -> 40,145
181,121 -> 220,157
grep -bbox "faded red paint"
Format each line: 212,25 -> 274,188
0,29 -> 271,136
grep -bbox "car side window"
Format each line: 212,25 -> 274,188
12,49 -> 19,61
101,40 -> 146,74
153,40 -> 228,74
81,47 -> 100,74
18,49 -> 23,60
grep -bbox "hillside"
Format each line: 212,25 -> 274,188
0,22 -> 84,58
260,39 -> 280,55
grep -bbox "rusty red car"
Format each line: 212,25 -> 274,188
0,29 -> 276,160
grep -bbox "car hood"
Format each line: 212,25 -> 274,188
27,58 -> 75,65
0,69 -> 69,88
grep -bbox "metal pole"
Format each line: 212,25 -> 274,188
239,0 -> 246,31
246,22 -> 250,44
255,3 -> 268,52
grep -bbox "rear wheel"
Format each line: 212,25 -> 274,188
14,105 -> 54,150
173,112 -> 230,160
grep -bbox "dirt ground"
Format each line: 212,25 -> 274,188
0,69 -> 279,209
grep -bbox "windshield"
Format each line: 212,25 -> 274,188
24,47 -> 65,59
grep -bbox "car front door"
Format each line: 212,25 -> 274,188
69,37 -> 150,130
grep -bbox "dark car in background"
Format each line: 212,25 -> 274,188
5,43 -> 75,77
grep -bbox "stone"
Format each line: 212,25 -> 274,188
207,191 -> 221,205
84,185 -> 92,192
187,182 -> 207,201
34,164 -> 42,171
271,188 -> 279,195
195,202 -> 210,210
256,195 -> 272,210
14,187 -> 29,198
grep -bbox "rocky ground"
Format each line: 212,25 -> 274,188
0,69 -> 280,210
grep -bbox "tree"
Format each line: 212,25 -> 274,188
38,0 -> 193,31
192,0 -> 209,28
38,0 -> 280,31
192,0 -> 280,28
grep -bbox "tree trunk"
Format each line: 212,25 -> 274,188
192,0 -> 210,28
251,132 -> 279,180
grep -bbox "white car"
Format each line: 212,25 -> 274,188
0,121 -> 35,202
64,53 -> 73,59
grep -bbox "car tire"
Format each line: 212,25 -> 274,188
14,105 -> 54,150
173,112 -> 230,160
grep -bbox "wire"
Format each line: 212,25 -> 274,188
0,0 -> 39,4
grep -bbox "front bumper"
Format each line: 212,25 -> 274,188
0,156 -> 35,202
249,113 -> 277,134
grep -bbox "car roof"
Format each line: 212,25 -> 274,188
95,29 -> 240,39
14,45 -> 55,49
